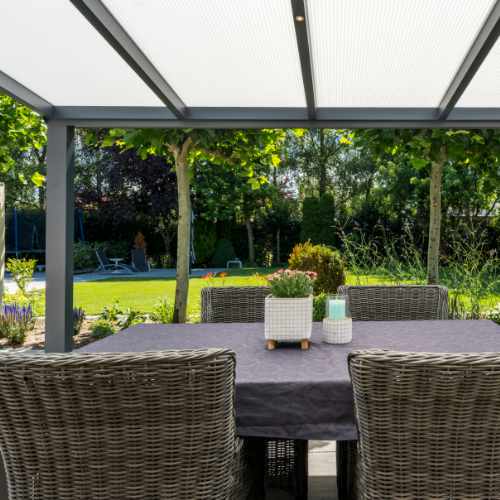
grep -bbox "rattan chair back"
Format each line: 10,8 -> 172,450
201,286 -> 270,323
337,285 -> 448,320
349,350 -> 500,499
0,350 -> 240,500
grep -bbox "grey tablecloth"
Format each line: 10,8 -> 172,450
79,320 -> 500,441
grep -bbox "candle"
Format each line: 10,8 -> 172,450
328,299 -> 346,320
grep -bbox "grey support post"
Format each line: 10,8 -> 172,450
45,123 -> 75,352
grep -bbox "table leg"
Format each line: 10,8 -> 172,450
336,440 -> 357,500
294,439 -> 308,500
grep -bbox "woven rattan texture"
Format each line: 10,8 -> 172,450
322,318 -> 352,344
337,285 -> 448,321
0,350 -> 249,500
349,350 -> 500,499
201,287 -> 270,323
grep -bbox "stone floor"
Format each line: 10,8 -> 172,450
269,440 -> 338,500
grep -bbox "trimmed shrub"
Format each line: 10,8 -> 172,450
211,239 -> 237,267
73,242 -> 96,270
194,219 -> 217,265
301,194 -> 337,246
289,241 -> 346,294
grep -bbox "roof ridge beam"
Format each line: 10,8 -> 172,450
291,0 -> 316,120
0,70 -> 53,117
70,0 -> 187,119
438,0 -> 500,120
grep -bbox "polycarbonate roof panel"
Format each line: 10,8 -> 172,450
458,37 -> 500,106
0,0 -> 162,106
102,0 -> 306,107
308,0 -> 495,108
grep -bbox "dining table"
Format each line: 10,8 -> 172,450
79,319 -> 500,499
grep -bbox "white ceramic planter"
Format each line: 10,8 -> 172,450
264,296 -> 313,342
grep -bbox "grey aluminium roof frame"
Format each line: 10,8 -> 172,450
3,0 -> 500,128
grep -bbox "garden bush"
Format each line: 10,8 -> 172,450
194,219 -> 217,265
211,239 -> 237,267
90,319 -> 116,339
289,241 -> 346,294
150,298 -> 174,323
117,308 -> 146,330
73,242 -> 96,270
0,304 -> 35,345
313,293 -> 327,321
301,194 -> 337,246
6,258 -> 37,297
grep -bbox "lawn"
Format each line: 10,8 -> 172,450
73,269 -> 270,321
26,267 -> 499,321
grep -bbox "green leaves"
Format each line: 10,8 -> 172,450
30,171 -> 45,187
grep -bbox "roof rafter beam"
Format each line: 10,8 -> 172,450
70,0 -> 187,119
438,0 -> 500,120
0,70 -> 53,117
291,0 -> 316,120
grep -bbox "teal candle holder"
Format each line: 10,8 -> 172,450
325,294 -> 351,321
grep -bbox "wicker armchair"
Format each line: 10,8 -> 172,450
337,284 -> 448,321
0,350 -> 252,500
336,284 -> 448,499
201,286 -> 270,323
349,350 -> 500,499
201,286 -> 308,499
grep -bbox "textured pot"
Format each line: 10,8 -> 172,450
264,296 -> 313,341
322,318 -> 352,344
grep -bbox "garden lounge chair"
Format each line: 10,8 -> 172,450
349,350 -> 500,499
201,286 -> 308,499
0,350 -> 253,500
131,247 -> 151,272
336,284 -> 448,498
95,247 -> 133,273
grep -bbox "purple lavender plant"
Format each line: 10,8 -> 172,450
0,304 -> 35,345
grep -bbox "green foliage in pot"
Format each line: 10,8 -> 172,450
289,241 -> 345,294
267,269 -> 316,298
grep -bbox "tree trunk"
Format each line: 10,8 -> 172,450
318,129 -> 327,198
427,147 -> 446,284
245,219 -> 255,266
173,138 -> 192,323
276,228 -> 281,265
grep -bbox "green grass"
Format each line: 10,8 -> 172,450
21,267 -> 499,321
73,268 -> 270,320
